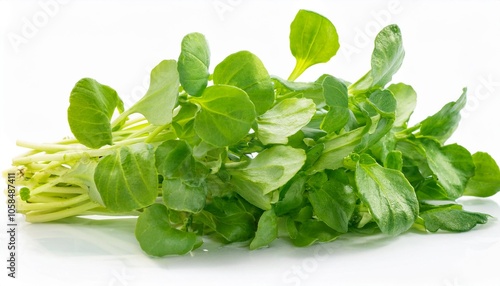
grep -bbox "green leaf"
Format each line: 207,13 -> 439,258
257,98 -> 315,145
321,109 -> 350,135
59,159 -> 103,206
354,90 -> 396,153
68,78 -> 122,148
349,25 -> 404,94
367,89 -> 397,117
19,187 -> 30,201
384,150 -> 403,171
191,85 -> 256,147
319,75 -> 349,134
396,138 -> 433,178
370,25 -> 405,87
123,60 -> 180,126
178,33 -> 210,96
464,152 -> 500,197
289,219 -> 340,247
355,117 -> 394,153
230,145 -> 306,194
250,209 -> 278,250
419,89 -> 467,143
230,176 -> 272,210
213,51 -> 274,114
355,154 -> 418,235
272,76 -> 324,106
162,178 -> 206,213
94,143 -> 157,212
416,178 -> 449,200
322,75 -> 348,108
135,204 -> 201,256
212,212 -> 256,243
275,175 -> 307,216
387,83 -> 417,127
192,141 -> 226,174
302,144 -> 325,172
420,204 -> 489,232
418,138 -> 475,200
288,10 -> 339,81
370,131 -> 396,165
155,140 -> 193,178
308,172 -> 356,233
172,103 -> 199,143
309,126 -> 365,173
203,197 -> 256,242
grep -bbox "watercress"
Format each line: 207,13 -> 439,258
8,9 -> 500,257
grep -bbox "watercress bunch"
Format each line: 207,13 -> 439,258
8,10 -> 500,257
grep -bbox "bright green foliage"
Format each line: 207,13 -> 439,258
191,85 -> 256,147
308,171 -> 355,233
355,154 -> 418,235
114,60 -> 180,126
94,143 -> 158,212
178,32 -> 210,97
289,10 -> 339,81
135,204 -> 202,256
68,78 -> 123,148
257,98 -> 316,145
229,145 -> 306,195
274,175 -> 307,216
419,203 -> 489,232
349,24 -> 404,94
10,10 -> 500,258
319,75 -> 350,134
464,152 -> 500,197
419,89 -> 467,143
155,139 -> 194,178
387,83 -> 416,127
162,178 -> 206,213
418,138 -> 475,200
213,51 -> 274,114
196,197 -> 257,243
287,209 -> 341,247
250,209 -> 278,250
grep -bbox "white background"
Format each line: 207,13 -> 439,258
1,0 -> 500,285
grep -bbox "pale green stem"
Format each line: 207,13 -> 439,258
144,124 -> 168,143
288,59 -> 308,82
394,123 -> 422,139
13,130 -> 172,166
110,109 -> 134,129
80,209 -> 141,217
25,178 -> 62,197
16,140 -> 88,153
19,193 -> 90,211
23,163 -> 50,171
26,195 -> 76,203
12,148 -> 114,165
120,116 -> 147,129
25,201 -> 100,223
56,137 -> 80,145
30,186 -> 87,198
127,125 -> 156,139
112,137 -> 152,146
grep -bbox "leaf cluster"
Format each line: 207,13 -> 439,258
11,10 -> 500,257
